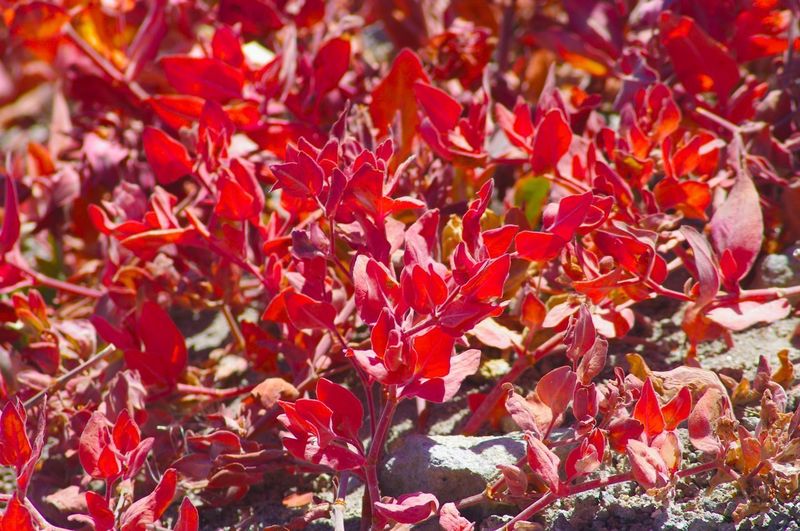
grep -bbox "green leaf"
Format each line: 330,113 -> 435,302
514,176 -> 550,226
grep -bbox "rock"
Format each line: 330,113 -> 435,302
380,434 -> 526,513
751,244 -> 800,303
480,514 -> 515,530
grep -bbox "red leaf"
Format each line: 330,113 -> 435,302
658,13 -> 740,100
0,496 -> 34,531
535,366 -> 578,420
0,177 -> 20,256
112,409 -> 141,454
515,231 -> 565,261
119,468 -> 178,530
565,438 -> 601,480
174,497 -> 200,531
374,492 -> 439,526
212,26 -> 243,67
626,439 -> 669,489
313,37 -> 350,95
661,387 -> 691,431
680,226 -> 720,308
705,299 -> 791,331
142,127 -> 193,185
315,378 -> 363,442
633,378 -> 665,439
607,417 -> 644,452
79,411 -> 117,479
414,82 -> 463,133
401,349 -> 481,403
369,49 -> 430,154
283,289 -> 337,331
460,255 -> 510,302
439,502 -> 473,531
576,337 -> 607,386
531,109 -> 572,174
85,492 -> 115,531
547,191 -> 593,241
0,401 -> 31,471
131,301 -> 187,387
525,432 -> 562,493
161,56 -> 245,102
147,95 -> 205,130
412,327 -> 456,379
520,291 -> 546,331
215,175 -> 256,221
708,173 -> 763,282
565,304 -> 596,363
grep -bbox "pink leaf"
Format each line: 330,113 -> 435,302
626,439 -> 670,489
374,492 -> 439,525
525,432 -> 562,493
708,173 -> 763,281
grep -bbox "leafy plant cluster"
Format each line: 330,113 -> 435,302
0,0 -> 799,529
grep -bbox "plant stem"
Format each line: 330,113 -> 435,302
24,344 -> 115,408
362,386 -> 399,530
174,383 -> 257,399
500,492 -> 556,530
332,472 -> 349,531
10,261 -> 104,299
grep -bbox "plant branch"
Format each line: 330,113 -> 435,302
24,344 -> 115,409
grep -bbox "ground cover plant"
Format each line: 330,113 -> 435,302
0,0 -> 799,529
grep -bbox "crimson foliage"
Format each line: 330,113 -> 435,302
0,0 -> 799,529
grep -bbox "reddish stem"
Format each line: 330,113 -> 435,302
460,332 -> 566,435
175,383 -> 257,399
9,261 -> 104,299
361,386 -> 399,530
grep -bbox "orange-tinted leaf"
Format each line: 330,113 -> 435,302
369,49 -> 430,155
659,12 -> 740,100
661,387 -> 691,430
633,378 -> 665,439
10,2 -> 68,41
0,401 -> 31,471
0,496 -> 34,531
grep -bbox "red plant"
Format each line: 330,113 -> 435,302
0,0 -> 799,529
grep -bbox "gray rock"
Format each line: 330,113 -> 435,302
380,433 -> 526,507
751,245 -> 800,303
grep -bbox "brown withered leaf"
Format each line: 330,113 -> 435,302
251,377 -> 299,409
772,349 -> 795,388
731,377 -> 758,405
626,353 -> 728,402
